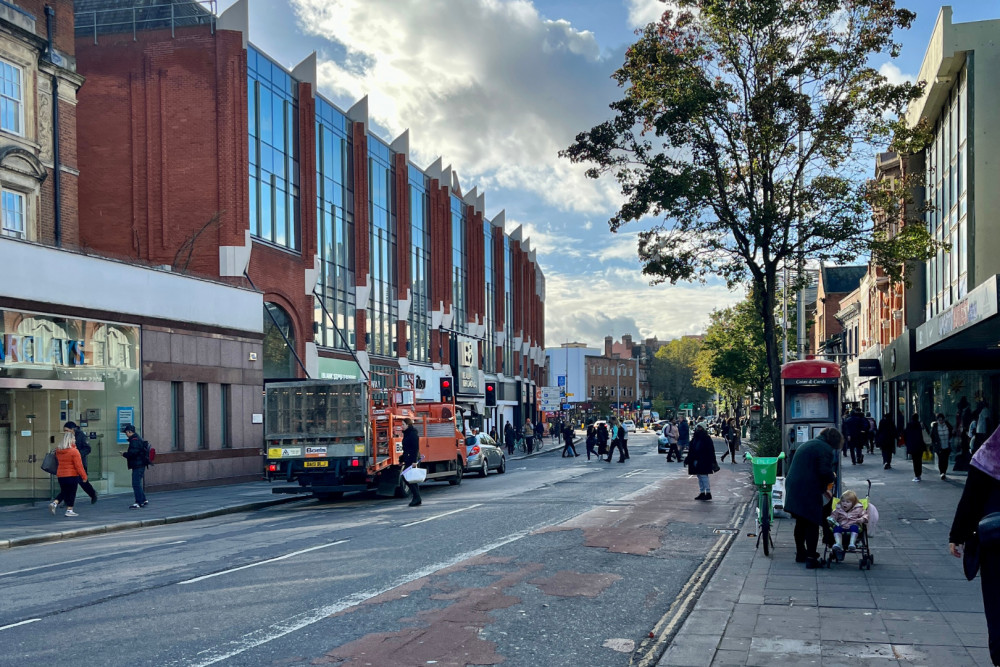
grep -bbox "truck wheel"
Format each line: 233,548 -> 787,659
497,456 -> 506,474
394,476 -> 411,499
449,460 -> 463,486
315,492 -> 344,501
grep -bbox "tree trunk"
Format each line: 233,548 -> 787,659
754,272 -> 784,427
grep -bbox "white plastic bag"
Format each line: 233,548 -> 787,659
402,466 -> 426,483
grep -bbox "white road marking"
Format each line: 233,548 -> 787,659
619,468 -> 649,478
0,619 -> 40,631
0,540 -> 187,578
400,504 -> 481,528
177,540 -> 349,585
176,524 -> 558,666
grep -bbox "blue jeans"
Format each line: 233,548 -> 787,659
697,474 -> 711,494
131,467 -> 147,504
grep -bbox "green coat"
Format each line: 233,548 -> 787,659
783,438 -> 835,526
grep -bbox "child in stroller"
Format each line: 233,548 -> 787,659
829,489 -> 867,557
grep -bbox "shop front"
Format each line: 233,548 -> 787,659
0,309 -> 141,502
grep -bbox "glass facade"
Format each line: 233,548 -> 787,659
368,136 -> 397,358
483,221 -> 496,373
315,98 -> 355,349
503,235 -> 515,376
263,302 -> 296,379
925,66 -> 968,318
409,166 -> 431,363
248,46 -> 300,251
0,310 -> 141,501
451,195 -> 467,334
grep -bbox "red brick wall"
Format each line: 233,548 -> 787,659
20,0 -> 75,53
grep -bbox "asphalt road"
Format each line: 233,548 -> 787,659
0,433 -> 754,667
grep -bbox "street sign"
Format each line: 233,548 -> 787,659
557,375 -> 566,387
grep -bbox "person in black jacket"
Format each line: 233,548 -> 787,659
561,423 -> 578,457
401,417 -> 422,506
121,423 -> 148,509
903,413 -> 926,482
949,425 -> 1000,666
504,422 -> 515,455
64,422 -> 97,503
685,424 -> 718,500
784,428 -> 842,568
842,408 -> 869,465
875,412 -> 898,470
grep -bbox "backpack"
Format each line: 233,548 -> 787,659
142,440 -> 156,466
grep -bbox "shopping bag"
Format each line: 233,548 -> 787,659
402,466 -> 426,483
41,450 -> 58,475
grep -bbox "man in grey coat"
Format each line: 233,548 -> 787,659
784,428 -> 843,568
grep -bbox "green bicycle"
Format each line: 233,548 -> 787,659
745,452 -> 785,556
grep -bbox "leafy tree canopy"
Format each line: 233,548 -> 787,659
562,0 -> 935,421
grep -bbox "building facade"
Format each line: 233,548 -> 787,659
73,1 -> 545,454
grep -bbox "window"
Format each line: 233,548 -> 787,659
197,383 -> 209,450
1,190 -> 24,239
171,381 -> 184,451
221,384 -> 232,448
0,60 -> 22,135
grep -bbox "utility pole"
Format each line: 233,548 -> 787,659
796,77 -> 807,360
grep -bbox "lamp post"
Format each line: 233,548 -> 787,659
617,363 -> 625,418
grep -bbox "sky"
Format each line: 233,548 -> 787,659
218,0 -> 999,350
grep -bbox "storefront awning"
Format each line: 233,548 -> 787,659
916,275 -> 999,352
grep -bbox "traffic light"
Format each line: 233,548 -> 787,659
440,377 -> 453,401
485,381 -> 497,407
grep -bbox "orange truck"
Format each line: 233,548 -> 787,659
264,376 -> 466,499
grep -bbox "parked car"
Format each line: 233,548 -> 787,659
622,419 -> 636,432
652,419 -> 669,434
464,433 -> 506,477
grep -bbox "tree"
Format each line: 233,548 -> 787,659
562,0 -> 936,423
650,337 -> 711,413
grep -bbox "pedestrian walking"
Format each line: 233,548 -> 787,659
584,424 -> 597,460
665,419 -> 680,462
876,412 -> 898,470
524,419 -> 535,454
401,417 -> 422,507
597,421 -> 609,457
64,421 -> 97,503
931,412 -> 954,480
49,431 -> 88,517
865,412 -> 877,454
842,408 -> 869,465
561,423 -> 578,457
677,415 -> 690,459
606,417 -> 626,463
685,423 -> 718,500
949,424 -> 1000,667
121,423 -> 149,509
720,417 -> 740,463
784,427 -> 842,569
903,413 -> 926,482
504,422 -> 515,456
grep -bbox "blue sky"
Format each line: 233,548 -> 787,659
222,0 -> 998,349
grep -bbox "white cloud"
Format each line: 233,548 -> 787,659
879,62 -> 916,86
292,0 -> 623,215
625,0 -> 667,28
542,270 -> 742,348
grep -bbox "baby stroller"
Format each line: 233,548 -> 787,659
822,480 -> 878,570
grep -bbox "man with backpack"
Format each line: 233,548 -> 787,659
122,423 -> 150,509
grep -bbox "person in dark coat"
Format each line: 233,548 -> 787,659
401,417 -> 422,506
597,421 -> 609,457
561,423 -> 578,457
504,422 -> 515,456
875,412 -> 898,470
121,424 -> 148,509
685,423 -> 718,500
950,424 -> 1000,667
903,413 -> 926,482
64,421 -> 97,503
842,408 -> 869,465
784,428 -> 842,568
677,416 -> 691,458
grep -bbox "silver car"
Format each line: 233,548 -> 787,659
464,433 -> 506,477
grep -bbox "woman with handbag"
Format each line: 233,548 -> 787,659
949,424 -> 1000,666
48,431 -> 88,517
400,417 -> 423,507
685,423 -> 718,501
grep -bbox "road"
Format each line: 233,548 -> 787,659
0,432 -> 754,667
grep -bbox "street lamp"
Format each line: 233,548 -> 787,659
617,363 -> 626,417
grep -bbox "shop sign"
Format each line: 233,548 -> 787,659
858,359 -> 881,377
916,275 -> 999,351
0,334 -> 86,367
456,337 -> 481,394
317,357 -> 362,381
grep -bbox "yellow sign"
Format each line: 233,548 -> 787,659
354,444 -> 366,453
304,461 -> 329,468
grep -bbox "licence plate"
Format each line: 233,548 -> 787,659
304,461 -> 329,468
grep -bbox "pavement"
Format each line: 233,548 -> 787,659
657,452 -> 992,666
0,432 -> 576,550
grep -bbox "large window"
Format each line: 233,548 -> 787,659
0,60 -> 22,135
248,46 -> 300,251
409,166 -> 431,363
264,302 -> 296,379
315,98 -> 355,350
368,137 -> 397,358
483,221 -> 496,373
925,66 -> 968,317
503,235 -> 514,376
1,190 -> 24,239
451,195 -> 467,333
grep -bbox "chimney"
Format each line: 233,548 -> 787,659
622,334 -> 633,352
604,336 -> 613,358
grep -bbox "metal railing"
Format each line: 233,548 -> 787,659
75,0 -> 217,44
